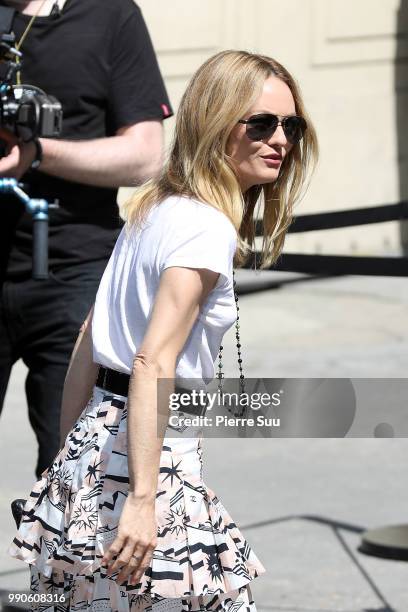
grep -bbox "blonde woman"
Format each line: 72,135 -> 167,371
8,50 -> 318,611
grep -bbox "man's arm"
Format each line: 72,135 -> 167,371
0,120 -> 164,187
39,121 -> 165,187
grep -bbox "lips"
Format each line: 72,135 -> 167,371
261,154 -> 282,161
261,154 -> 283,168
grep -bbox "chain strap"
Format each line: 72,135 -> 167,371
216,269 -> 246,417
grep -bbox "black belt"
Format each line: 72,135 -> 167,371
96,365 -> 207,417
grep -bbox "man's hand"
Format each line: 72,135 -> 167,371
0,128 -> 36,179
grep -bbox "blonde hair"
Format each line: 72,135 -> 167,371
121,50 -> 319,269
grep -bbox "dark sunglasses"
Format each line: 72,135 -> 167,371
238,113 -> 307,144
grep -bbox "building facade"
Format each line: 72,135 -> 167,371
120,0 -> 408,257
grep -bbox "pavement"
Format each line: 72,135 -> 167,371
0,270 -> 407,611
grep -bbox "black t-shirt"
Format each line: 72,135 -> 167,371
0,0 -> 173,280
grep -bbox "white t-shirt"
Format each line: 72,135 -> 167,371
92,194 -> 238,386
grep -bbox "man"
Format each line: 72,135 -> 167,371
0,0 -> 173,478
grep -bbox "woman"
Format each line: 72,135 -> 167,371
8,50 -> 318,611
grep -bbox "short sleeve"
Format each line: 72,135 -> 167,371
160,210 -> 237,288
108,2 -> 174,130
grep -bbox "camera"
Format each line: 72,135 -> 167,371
0,5 -> 62,146
0,6 -> 63,280
1,83 -> 63,142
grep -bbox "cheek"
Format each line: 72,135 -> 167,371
226,131 -> 242,158
228,138 -> 259,164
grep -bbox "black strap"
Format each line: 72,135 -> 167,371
95,366 -> 208,417
96,366 -> 130,397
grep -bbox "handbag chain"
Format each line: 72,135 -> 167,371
216,269 -> 246,416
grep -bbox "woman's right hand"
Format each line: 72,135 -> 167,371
101,492 -> 158,586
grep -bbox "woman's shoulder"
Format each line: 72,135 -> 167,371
153,194 -> 236,235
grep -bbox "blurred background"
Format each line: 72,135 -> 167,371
1,1 -> 408,611
122,0 -> 408,258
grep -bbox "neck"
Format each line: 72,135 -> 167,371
4,0 -> 61,17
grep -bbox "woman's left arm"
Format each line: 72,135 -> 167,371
59,305 -> 99,444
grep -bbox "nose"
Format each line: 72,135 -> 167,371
267,122 -> 288,147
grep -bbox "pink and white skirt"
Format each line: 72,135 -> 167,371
8,385 -> 266,611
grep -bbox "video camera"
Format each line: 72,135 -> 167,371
0,6 -> 63,280
0,5 -> 62,145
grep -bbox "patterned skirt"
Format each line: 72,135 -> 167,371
8,385 -> 266,611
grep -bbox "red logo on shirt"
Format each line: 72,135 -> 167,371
161,103 -> 171,117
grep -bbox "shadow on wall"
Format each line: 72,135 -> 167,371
397,0 -> 408,253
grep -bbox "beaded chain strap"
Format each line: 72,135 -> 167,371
216,269 -> 246,417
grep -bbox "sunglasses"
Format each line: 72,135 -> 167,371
238,113 -> 307,144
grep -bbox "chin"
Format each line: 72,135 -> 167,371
252,171 -> 280,187
239,168 -> 280,191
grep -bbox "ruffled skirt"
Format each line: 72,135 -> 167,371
8,385 -> 266,610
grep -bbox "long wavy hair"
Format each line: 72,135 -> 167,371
121,50 -> 319,269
